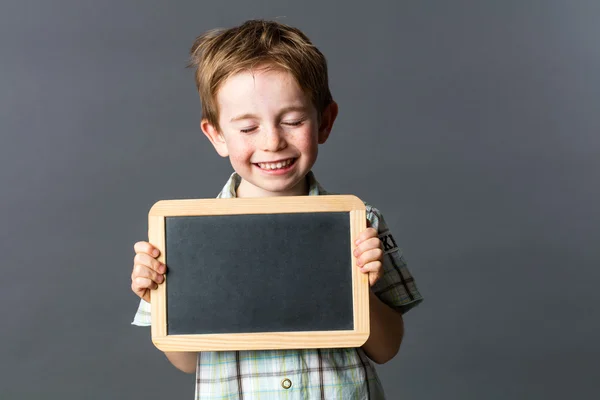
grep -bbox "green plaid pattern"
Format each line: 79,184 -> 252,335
132,171 -> 423,399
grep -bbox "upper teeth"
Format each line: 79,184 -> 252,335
258,159 -> 293,169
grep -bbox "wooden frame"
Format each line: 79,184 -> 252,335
148,195 -> 369,352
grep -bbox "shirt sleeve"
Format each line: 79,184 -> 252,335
131,298 -> 152,326
366,205 -> 423,314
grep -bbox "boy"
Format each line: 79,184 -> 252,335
131,19 -> 422,399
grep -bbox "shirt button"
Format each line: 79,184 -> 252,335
281,378 -> 292,389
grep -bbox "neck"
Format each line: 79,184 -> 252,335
236,177 -> 309,198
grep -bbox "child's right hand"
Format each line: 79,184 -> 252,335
131,241 -> 166,303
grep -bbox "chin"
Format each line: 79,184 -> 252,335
256,179 -> 307,196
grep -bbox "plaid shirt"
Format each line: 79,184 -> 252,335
133,171 -> 423,399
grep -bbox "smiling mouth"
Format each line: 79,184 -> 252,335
254,158 -> 297,170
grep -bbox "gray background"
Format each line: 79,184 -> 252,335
1,0 -> 598,399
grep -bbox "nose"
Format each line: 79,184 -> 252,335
262,126 -> 287,152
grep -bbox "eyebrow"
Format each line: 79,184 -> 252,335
229,106 -> 309,123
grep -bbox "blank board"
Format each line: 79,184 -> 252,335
148,195 -> 369,351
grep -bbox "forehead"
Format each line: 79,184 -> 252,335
215,67 -> 311,116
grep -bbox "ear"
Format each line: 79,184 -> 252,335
201,119 -> 229,157
317,101 -> 339,144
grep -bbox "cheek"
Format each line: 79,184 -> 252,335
225,138 -> 254,163
295,131 -> 319,153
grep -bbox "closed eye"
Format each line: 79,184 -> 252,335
240,126 -> 257,133
283,119 -> 305,127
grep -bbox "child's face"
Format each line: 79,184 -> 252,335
202,67 -> 337,197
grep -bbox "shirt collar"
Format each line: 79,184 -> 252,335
216,171 -> 328,198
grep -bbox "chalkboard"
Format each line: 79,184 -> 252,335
148,195 -> 369,352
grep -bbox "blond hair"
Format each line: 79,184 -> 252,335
188,19 -> 333,131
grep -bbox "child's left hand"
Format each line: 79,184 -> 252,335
354,225 -> 384,286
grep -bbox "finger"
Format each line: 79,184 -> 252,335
356,248 -> 383,267
131,264 -> 165,286
361,261 -> 383,284
132,277 -> 159,293
357,260 -> 383,286
354,227 -> 378,245
359,259 -> 381,272
133,252 -> 166,274
134,241 -> 160,258
356,253 -> 383,272
353,237 -> 382,258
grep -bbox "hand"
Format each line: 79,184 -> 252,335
131,241 -> 166,303
354,226 -> 384,287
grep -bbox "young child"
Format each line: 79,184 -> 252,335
131,19 -> 422,399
